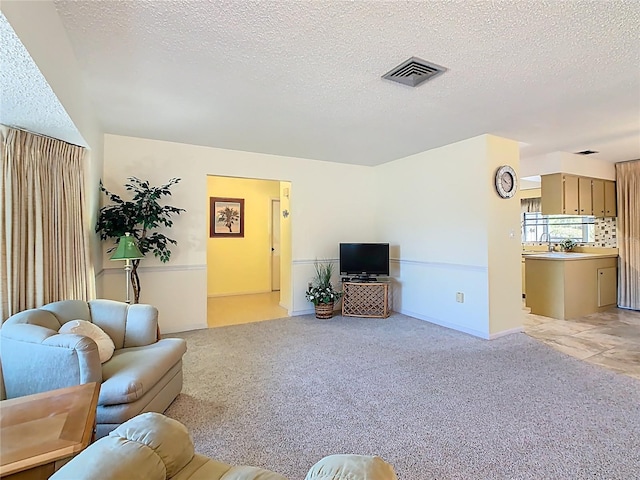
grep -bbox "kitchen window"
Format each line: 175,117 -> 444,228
522,213 -> 595,243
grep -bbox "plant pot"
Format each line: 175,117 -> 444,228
314,302 -> 334,319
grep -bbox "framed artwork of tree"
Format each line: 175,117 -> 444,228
210,197 -> 245,237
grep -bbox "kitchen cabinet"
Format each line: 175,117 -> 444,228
541,174 -> 616,217
604,180 -> 617,217
597,267 -> 617,307
592,179 -> 605,217
525,253 -> 617,319
541,173 -> 579,215
578,177 -> 593,215
592,179 -> 617,217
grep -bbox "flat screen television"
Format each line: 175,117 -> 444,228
339,243 -> 389,280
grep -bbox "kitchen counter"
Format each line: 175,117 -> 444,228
522,252 -> 618,260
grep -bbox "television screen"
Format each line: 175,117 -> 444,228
339,243 -> 389,278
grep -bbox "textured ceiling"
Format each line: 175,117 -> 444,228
10,1 -> 640,165
0,13 -> 86,147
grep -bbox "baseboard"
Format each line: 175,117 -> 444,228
207,290 -> 272,298
161,322 -> 207,334
397,308 -> 490,339
489,326 -> 523,339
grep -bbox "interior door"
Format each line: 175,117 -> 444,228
271,199 -> 281,291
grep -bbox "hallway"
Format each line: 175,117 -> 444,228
207,292 -> 288,328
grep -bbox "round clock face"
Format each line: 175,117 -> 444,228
495,165 -> 518,198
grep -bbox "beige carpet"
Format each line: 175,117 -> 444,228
165,313 -> 640,479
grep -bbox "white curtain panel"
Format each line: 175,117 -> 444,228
615,159 -> 640,310
0,127 -> 95,321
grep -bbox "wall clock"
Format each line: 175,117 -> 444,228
495,165 -> 518,198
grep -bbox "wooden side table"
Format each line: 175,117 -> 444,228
342,281 -> 391,318
0,382 -> 100,479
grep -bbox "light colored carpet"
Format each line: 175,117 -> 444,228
165,313 -> 640,479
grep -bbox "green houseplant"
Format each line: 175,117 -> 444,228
561,238 -> 577,252
305,261 -> 342,319
96,177 -> 185,304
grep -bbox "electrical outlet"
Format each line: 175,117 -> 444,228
456,292 -> 464,303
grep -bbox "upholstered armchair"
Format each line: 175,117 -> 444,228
0,299 -> 187,438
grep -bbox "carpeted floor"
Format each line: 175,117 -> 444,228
165,313 -> 640,479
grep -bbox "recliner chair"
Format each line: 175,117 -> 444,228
0,299 -> 187,438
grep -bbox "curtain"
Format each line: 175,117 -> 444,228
1,127 -> 95,321
521,197 -> 542,214
615,159 -> 640,310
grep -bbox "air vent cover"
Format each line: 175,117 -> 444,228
575,150 -> 599,155
382,57 -> 447,87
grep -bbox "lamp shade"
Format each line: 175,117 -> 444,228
110,233 -> 144,261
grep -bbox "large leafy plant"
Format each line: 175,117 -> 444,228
96,177 -> 185,304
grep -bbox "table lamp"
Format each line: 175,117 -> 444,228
110,232 -> 144,303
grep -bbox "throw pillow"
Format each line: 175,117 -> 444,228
304,454 -> 398,480
59,319 -> 115,363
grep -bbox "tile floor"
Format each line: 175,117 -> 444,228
523,307 -> 640,380
207,291 -> 288,328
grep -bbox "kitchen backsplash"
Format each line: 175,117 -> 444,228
594,217 -> 617,247
522,217 -> 617,248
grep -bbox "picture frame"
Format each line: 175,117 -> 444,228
210,197 -> 244,237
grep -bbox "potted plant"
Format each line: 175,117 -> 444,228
560,239 -> 577,252
96,177 -> 185,304
305,261 -> 343,319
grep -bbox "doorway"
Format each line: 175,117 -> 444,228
206,175 -> 291,327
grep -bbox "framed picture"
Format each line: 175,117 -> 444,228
210,197 -> 244,237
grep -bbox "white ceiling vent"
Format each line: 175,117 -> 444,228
382,57 -> 447,87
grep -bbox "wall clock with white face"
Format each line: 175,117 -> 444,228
495,165 -> 518,198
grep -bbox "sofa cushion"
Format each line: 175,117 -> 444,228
88,299 -> 129,349
221,466 -> 289,480
112,412 -> 195,477
99,338 -> 187,406
59,320 -> 115,363
41,300 -> 91,324
171,455 -> 233,480
49,435 -> 167,480
304,454 -> 398,480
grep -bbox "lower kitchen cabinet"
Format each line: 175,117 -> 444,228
525,254 -> 617,319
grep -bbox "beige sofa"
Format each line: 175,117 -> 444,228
51,412 -> 398,480
0,299 -> 187,438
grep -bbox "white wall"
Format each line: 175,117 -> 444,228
375,135 -> 522,338
2,0 -> 105,280
521,152 -> 615,180
99,134 -> 377,333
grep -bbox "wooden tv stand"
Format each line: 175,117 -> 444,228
342,281 -> 390,318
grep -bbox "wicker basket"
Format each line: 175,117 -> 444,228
314,302 -> 334,319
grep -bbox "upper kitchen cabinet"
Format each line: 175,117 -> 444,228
541,174 -> 616,217
592,179 -> 605,216
578,177 -> 593,215
542,173 -> 578,215
604,180 -> 617,217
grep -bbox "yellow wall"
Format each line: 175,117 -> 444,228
485,135 -> 522,336
207,176 -> 280,296
520,187 -> 541,199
